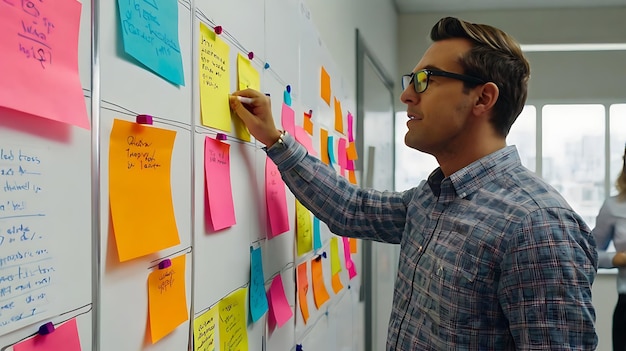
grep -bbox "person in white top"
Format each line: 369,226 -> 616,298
592,145 -> 626,351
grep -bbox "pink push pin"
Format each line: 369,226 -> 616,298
214,25 -> 223,34
248,51 -> 254,60
216,133 -> 228,140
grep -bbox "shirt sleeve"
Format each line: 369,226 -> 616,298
498,207 -> 598,350
266,132 -> 408,244
591,199 -> 617,268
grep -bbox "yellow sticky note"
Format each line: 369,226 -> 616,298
109,119 -> 180,261
331,272 -> 343,294
330,237 -> 342,275
219,288 -> 248,351
311,257 -> 330,308
148,255 -> 189,344
199,23 -> 231,132
296,200 -> 313,256
320,66 -> 331,106
235,53 -> 260,142
334,97 -> 344,134
194,305 -> 218,351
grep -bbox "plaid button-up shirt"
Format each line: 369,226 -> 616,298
268,133 -> 597,350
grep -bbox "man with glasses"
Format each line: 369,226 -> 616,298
230,17 -> 597,350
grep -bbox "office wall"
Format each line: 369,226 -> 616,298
398,8 -> 626,351
0,0 -> 399,350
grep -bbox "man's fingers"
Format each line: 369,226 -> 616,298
229,96 -> 253,124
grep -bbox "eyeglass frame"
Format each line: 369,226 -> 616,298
402,69 -> 486,93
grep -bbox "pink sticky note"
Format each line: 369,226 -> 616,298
295,126 -> 317,156
266,157 -> 290,237
342,237 -> 357,279
281,103 -> 296,137
0,1 -> 89,129
204,137 -> 236,231
338,138 -> 348,174
268,275 -> 293,328
14,319 -> 82,351
347,112 -> 354,142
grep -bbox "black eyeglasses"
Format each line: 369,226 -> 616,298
402,69 -> 486,93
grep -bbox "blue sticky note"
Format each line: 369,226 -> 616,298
249,247 -> 268,322
327,135 -> 336,166
313,217 -> 322,250
117,0 -> 185,86
283,90 -> 292,106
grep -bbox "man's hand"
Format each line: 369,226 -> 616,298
613,251 -> 626,267
229,89 -> 282,147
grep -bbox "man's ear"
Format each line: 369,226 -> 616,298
473,82 -> 499,115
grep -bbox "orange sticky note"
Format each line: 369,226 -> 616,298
204,136 -> 236,231
320,128 -> 329,165
320,66 -> 331,106
109,119 -> 180,261
296,200 -> 313,256
14,319 -> 81,351
350,238 -> 358,254
148,255 -> 189,344
347,141 -> 358,160
266,157 -> 289,237
348,170 -> 357,184
331,272 -> 343,294
334,97 -> 344,134
297,262 -> 310,323
303,112 -> 313,135
311,257 -> 330,308
0,0 -> 89,129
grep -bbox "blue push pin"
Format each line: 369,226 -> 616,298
264,62 -> 270,69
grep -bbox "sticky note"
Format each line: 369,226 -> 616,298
303,111 -> 314,135
347,141 -> 358,160
0,0 -> 89,129
235,53 -> 259,141
249,247 -> 269,322
296,262 -> 310,323
347,112 -> 355,142
296,200 -> 313,256
313,217 -> 322,250
342,237 -> 357,279
311,257 -> 330,308
193,306 -> 218,351
268,275 -> 293,328
219,288 -> 248,351
148,255 -> 189,344
109,119 -> 180,261
204,137 -> 236,231
117,0 -> 184,85
295,126 -> 317,157
331,272 -> 343,294
330,237 -> 342,275
320,66 -> 331,106
320,129 -> 329,165
266,157 -> 290,237
334,97 -> 344,134
14,319 -> 81,351
199,23 -> 231,132
350,238 -> 358,254
281,103 -> 296,137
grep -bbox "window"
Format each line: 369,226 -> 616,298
507,106 -> 536,171
542,104 -> 605,228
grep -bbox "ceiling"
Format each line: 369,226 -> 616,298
394,0 -> 626,13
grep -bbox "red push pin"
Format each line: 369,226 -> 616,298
214,25 -> 223,34
247,51 -> 254,60
136,114 -> 153,125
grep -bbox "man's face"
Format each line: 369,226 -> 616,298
400,38 -> 478,157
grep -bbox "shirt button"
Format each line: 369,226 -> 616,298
418,246 -> 423,251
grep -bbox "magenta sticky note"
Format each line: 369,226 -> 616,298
342,237 -> 357,279
347,112 -> 354,142
204,137 -> 236,231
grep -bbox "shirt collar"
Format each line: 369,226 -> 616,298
427,145 -> 522,198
